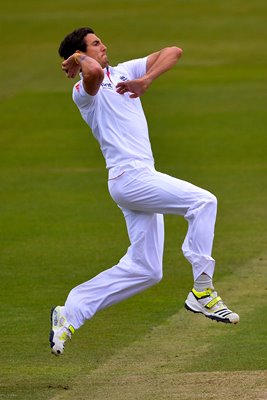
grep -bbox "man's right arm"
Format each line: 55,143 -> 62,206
62,52 -> 104,96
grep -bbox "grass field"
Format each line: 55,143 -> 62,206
1,1 -> 267,399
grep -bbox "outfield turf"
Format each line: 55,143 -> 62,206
1,1 -> 267,399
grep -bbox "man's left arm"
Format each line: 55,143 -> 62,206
116,47 -> 183,98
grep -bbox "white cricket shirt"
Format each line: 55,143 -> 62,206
72,57 -> 154,171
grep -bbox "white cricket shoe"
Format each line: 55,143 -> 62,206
49,306 -> 75,356
185,288 -> 239,324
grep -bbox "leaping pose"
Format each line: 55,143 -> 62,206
50,27 -> 239,356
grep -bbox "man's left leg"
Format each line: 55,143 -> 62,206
108,165 -> 239,324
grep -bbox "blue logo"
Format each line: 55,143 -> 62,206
101,82 -> 113,89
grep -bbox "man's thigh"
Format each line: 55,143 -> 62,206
109,166 -> 212,215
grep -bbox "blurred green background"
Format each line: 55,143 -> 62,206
0,1 -> 266,399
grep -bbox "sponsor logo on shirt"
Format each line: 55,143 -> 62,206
101,82 -> 113,90
100,74 -> 129,91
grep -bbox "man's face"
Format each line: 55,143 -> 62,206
84,33 -> 108,68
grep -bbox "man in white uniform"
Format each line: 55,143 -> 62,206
50,27 -> 239,356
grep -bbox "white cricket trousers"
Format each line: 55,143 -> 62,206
64,161 -> 217,329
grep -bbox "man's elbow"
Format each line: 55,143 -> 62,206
171,46 -> 183,60
83,66 -> 104,82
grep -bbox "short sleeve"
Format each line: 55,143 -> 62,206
72,79 -> 96,110
117,57 -> 148,80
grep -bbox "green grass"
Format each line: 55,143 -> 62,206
1,1 -> 267,399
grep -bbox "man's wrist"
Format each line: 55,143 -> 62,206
74,52 -> 87,65
143,74 -> 153,88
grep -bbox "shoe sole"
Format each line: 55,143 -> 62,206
184,302 -> 232,324
49,307 -> 56,351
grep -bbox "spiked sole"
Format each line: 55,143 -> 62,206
49,307 -> 57,353
184,302 -> 232,324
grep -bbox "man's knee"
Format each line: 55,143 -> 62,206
185,190 -> 217,220
205,192 -> 217,209
196,190 -> 217,212
150,268 -> 163,284
144,263 -> 163,285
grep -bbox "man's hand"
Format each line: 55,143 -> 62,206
116,77 -> 151,98
62,54 -> 81,79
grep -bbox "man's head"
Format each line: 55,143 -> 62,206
59,27 -> 108,68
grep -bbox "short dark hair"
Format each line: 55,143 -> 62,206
58,27 -> 95,59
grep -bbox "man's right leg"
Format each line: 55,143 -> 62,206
50,209 -> 164,355
64,210 -> 164,328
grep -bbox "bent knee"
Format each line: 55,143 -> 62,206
151,269 -> 163,284
205,192 -> 217,208
145,266 -> 163,285
195,189 -> 217,210
185,191 -> 217,220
